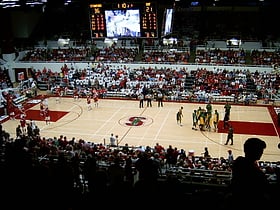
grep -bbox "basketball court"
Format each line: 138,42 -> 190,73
1,96 -> 280,162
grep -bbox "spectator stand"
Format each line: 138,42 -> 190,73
165,167 -> 232,186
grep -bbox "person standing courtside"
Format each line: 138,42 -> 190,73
176,106 -> 184,126
223,111 -> 230,129
109,133 -> 116,147
202,147 -> 210,158
157,90 -> 163,107
93,93 -> 99,108
224,101 -> 231,119
225,125 -> 234,145
146,92 -> 153,107
213,109 -> 219,132
16,124 -> 22,138
139,93 -> 144,108
192,109 -> 198,130
87,95 -> 92,111
44,107 -> 50,125
227,149 -> 234,164
205,110 -> 212,131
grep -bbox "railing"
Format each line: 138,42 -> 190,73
12,95 -> 28,107
143,45 -> 190,52
165,167 -> 232,186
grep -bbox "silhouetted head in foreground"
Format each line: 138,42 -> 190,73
243,138 -> 266,161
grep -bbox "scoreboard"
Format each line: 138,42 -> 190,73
89,4 -> 105,38
89,2 -> 158,38
141,2 -> 157,38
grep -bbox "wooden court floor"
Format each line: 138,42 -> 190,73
2,96 -> 280,162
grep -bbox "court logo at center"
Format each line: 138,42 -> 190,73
119,116 -> 153,127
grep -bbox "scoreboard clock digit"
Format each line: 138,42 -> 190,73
116,2 -> 134,9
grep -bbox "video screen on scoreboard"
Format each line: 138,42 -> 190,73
104,9 -> 141,38
162,8 -> 173,37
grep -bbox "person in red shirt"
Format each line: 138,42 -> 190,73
19,115 -> 26,134
44,107 -> 50,125
154,143 -> 165,155
93,93 -> 99,108
9,108 -> 15,120
87,95 -> 92,111
19,106 -> 26,119
40,100 -> 44,116
55,86 -> 62,104
73,88 -> 79,101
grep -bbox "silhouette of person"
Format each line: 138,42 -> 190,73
225,125 -> 234,145
201,147 -> 210,158
146,92 -> 153,107
138,93 -> 144,108
228,138 -> 271,208
223,111 -> 230,129
176,106 -> 183,126
157,91 -> 163,107
224,101 -> 231,118
213,109 -> 219,132
227,149 -> 234,164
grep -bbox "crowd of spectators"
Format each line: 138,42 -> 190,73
16,42 -> 280,106
195,48 -> 246,65
0,122 -> 279,209
24,60 -> 280,106
195,48 -> 280,67
20,44 -> 139,63
0,67 -> 13,90
19,41 -> 280,67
